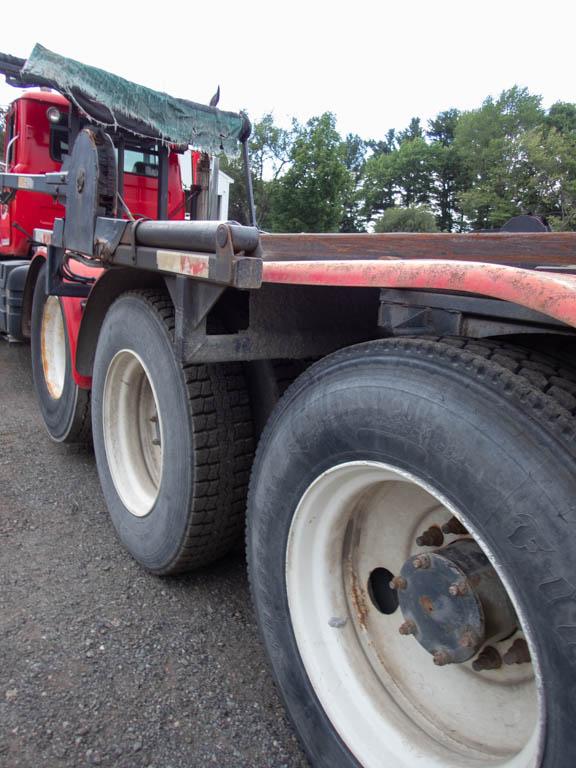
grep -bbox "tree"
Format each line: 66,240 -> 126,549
518,126 -> 576,229
340,133 -> 368,232
426,109 -> 468,231
454,86 -> 544,229
545,102 -> 576,135
269,113 -> 353,232
362,136 -> 435,225
374,206 -> 438,232
398,117 -> 423,143
220,113 -> 295,229
367,128 -> 397,157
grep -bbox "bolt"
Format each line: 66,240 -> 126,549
448,580 -> 469,597
433,650 -> 453,667
459,630 -> 480,649
398,620 -> 417,636
503,638 -> 531,665
151,438 -> 161,446
413,555 -> 431,570
216,224 -> 229,248
472,646 -> 502,672
441,516 -> 468,536
76,169 -> 85,194
416,525 -> 444,548
389,576 -> 407,591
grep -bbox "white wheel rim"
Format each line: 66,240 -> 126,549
286,461 -> 542,768
41,295 -> 66,400
102,349 -> 163,517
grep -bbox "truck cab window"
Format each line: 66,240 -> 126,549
50,125 -> 69,163
124,149 -> 158,177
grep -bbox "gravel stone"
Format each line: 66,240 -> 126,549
0,342 -> 309,767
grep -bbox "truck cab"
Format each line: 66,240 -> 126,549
1,90 -> 187,259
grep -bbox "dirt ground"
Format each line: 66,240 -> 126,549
0,341 -> 308,768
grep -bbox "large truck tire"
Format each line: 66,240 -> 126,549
247,337 -> 576,768
30,263 -> 91,443
91,290 -> 254,574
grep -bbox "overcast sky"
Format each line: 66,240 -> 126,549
1,0 -> 575,140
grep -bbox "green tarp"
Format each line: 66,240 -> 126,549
22,44 -> 245,156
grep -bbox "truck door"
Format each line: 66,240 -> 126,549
0,106 -> 16,250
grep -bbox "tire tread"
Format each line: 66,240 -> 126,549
124,289 -> 254,573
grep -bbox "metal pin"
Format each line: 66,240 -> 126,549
472,646 -> 502,672
416,526 -> 444,547
399,620 -> 417,636
449,580 -> 469,597
433,650 -> 453,667
503,638 -> 531,665
441,516 -> 468,536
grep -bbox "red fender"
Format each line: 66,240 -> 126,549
261,260 -> 576,329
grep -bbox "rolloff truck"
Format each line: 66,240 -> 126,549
1,44 -> 576,768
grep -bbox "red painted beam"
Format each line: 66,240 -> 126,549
261,259 -> 576,328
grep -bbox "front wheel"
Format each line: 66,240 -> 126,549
30,263 -> 91,443
247,338 -> 576,768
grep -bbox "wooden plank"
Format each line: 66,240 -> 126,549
259,231 -> 576,266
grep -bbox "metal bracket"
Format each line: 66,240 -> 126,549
165,275 -> 225,360
46,245 -> 91,298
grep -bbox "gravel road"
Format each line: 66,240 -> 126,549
0,341 -> 308,768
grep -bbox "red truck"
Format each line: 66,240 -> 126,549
2,44 -> 576,768
0,86 -> 194,440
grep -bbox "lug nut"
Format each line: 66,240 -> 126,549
398,620 -> 417,636
441,516 -> 468,536
472,646 -> 502,672
503,638 -> 531,665
433,650 -> 453,667
416,526 -> 444,548
459,630 -> 480,649
389,576 -> 407,591
448,580 -> 469,597
413,555 -> 431,570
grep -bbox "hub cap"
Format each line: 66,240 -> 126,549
102,350 -> 163,517
397,540 -> 518,664
286,461 -> 542,767
41,295 -> 66,400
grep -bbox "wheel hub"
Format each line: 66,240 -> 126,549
397,539 -> 518,664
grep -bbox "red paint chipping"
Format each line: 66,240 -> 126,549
261,260 -> 576,329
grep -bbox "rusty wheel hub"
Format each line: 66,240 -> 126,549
397,539 -> 518,664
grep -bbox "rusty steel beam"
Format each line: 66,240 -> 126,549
260,259 -> 576,329
258,232 -> 576,266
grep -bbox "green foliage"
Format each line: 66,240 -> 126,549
218,84 -> 576,233
374,206 -> 438,233
363,137 -> 435,223
454,87 -> 544,228
340,133 -> 368,232
269,113 -> 353,233
220,112 -> 295,229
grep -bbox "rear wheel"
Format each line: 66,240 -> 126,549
91,290 -> 254,574
30,263 -> 91,443
247,337 -> 576,767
